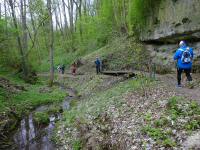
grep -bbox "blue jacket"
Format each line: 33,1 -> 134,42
95,59 -> 101,67
173,46 -> 193,69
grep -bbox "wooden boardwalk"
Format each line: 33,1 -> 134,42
101,71 -> 136,77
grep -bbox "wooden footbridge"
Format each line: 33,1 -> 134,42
101,70 -> 136,77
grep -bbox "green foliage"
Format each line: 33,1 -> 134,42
70,100 -> 78,108
47,104 -> 63,114
0,0 -> 160,72
33,112 -> 50,125
0,19 -> 19,68
154,117 -> 169,127
142,96 -> 200,148
63,110 -> 77,124
162,138 -> 177,147
63,77 -> 151,126
72,139 -> 82,150
142,125 -> 177,147
0,72 -> 66,115
12,85 -> 65,112
144,113 -> 152,122
128,0 -> 162,34
184,120 -> 199,131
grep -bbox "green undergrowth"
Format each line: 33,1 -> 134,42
63,77 -> 153,126
53,76 -> 155,149
33,103 -> 63,126
142,96 -> 200,148
80,36 -> 146,72
33,112 -> 50,126
0,71 -> 67,116
40,36 -> 146,73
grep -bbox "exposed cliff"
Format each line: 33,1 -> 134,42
139,0 -> 200,72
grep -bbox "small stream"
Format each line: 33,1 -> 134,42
12,87 -> 76,150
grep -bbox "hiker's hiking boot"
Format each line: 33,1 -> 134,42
176,84 -> 182,88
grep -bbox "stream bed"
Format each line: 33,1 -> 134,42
12,87 -> 76,150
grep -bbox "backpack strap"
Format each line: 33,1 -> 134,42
178,48 -> 185,52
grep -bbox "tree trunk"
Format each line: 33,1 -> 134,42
8,0 -> 29,78
54,1 -> 64,36
4,0 -> 8,36
67,0 -> 75,50
28,0 -> 42,64
68,0 -> 74,33
47,0 -> 54,87
78,0 -> 83,41
21,0 -> 29,76
122,0 -> 128,33
57,2 -> 65,36
62,0 -> 69,30
74,0 -> 83,41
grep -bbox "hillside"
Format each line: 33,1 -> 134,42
53,44 -> 200,149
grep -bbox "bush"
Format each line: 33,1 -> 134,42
33,112 -> 50,126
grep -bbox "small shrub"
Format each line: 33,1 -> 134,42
190,101 -> 198,110
144,113 -> 152,122
142,125 -> 165,140
70,100 -> 78,108
154,117 -> 169,127
47,105 -> 63,114
72,139 -> 82,150
162,138 -> 176,147
33,112 -> 50,126
184,120 -> 199,131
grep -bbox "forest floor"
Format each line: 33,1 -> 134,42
53,69 -> 200,150
1,68 -> 200,149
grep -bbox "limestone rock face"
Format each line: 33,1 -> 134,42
140,0 -> 200,43
140,0 -> 200,73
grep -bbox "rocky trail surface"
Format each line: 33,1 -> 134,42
159,73 -> 200,104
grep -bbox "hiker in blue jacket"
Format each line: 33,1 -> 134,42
173,41 -> 193,87
95,57 -> 101,74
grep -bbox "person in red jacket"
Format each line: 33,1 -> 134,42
71,62 -> 77,76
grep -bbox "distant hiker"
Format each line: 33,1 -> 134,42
57,65 -> 62,74
71,62 -> 77,76
95,57 -> 101,74
173,41 -> 193,87
61,64 -> 65,74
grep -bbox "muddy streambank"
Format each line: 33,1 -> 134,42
1,87 -> 77,150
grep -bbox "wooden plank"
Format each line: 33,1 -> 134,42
101,71 -> 136,77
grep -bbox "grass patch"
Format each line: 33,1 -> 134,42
11,85 -> 66,115
47,104 -> 63,114
0,71 -> 67,116
72,139 -> 82,150
33,112 -> 50,126
142,96 -> 200,148
81,36 -> 145,71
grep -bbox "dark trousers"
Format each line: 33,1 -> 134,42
177,68 -> 192,85
96,66 -> 101,74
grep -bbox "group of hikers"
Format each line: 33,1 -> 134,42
57,63 -> 77,76
56,40 -> 194,88
57,57 -> 103,76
